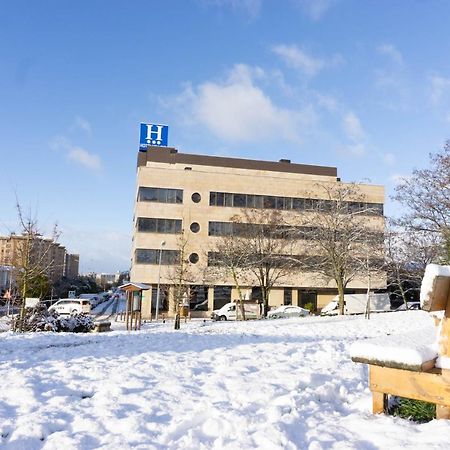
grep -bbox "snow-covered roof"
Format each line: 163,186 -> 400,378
118,282 -> 151,291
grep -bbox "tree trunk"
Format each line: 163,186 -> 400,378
337,280 -> 345,315
232,269 -> 246,320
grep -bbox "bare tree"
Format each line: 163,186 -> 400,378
11,201 -> 59,331
236,209 -> 296,317
206,229 -> 252,320
384,222 -> 441,306
393,141 -> 450,262
165,234 -> 194,330
294,183 -> 385,315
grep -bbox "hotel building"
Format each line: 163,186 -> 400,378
130,146 -> 385,318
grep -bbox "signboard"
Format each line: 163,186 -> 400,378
25,298 -> 40,308
68,290 -> 76,299
139,123 -> 169,150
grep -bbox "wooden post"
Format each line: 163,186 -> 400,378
372,391 -> 388,414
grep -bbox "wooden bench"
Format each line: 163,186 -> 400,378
351,264 -> 450,419
91,321 -> 111,333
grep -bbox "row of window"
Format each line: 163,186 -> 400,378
138,187 -> 183,204
135,249 -> 180,265
137,217 -> 182,234
136,186 -> 384,217
208,221 -> 316,238
209,191 -> 384,215
134,249 -> 199,265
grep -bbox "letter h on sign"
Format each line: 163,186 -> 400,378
139,123 -> 169,150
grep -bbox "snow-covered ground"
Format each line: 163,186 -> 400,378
1,311 -> 449,449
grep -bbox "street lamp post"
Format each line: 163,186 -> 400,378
155,240 -> 166,321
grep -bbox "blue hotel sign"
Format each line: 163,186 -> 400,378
139,123 -> 169,150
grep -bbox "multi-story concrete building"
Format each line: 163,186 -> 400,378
64,253 -> 80,279
131,146 -> 385,318
0,235 -> 78,283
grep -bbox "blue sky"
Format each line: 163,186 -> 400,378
1,0 -> 450,273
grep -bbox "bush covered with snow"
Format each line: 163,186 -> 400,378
19,304 -> 94,333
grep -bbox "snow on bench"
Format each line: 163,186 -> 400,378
350,327 -> 438,371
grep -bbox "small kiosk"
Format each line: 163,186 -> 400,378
119,282 -> 150,331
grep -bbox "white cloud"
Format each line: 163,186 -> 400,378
341,111 -> 366,156
68,147 -> 102,171
343,112 -> 365,142
382,152 -> 396,166
71,116 -> 92,134
164,64 -> 316,143
293,0 -> 337,21
50,136 -> 102,172
377,43 -> 404,66
272,44 -> 342,77
429,74 -> 450,104
202,0 -> 261,18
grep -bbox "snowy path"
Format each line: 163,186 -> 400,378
0,312 -> 449,449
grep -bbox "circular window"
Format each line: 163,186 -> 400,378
189,253 -> 199,264
190,222 -> 200,233
191,192 -> 201,203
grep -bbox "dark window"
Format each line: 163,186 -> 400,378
284,288 -> 292,306
216,192 -> 224,206
190,222 -> 200,233
298,291 -> 317,311
233,194 -> 246,208
254,195 -> 264,209
210,192 -> 217,206
263,196 -> 276,209
135,249 -> 179,265
151,286 -> 169,311
191,192 -> 201,203
224,193 -> 233,207
137,218 -> 181,234
213,286 -> 232,309
251,287 -> 262,302
190,285 -> 208,311
138,187 -> 183,204
189,253 -> 199,264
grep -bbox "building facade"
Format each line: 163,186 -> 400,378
130,147 -> 385,318
0,235 -> 79,283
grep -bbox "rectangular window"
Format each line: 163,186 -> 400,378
210,192 -> 217,206
284,288 -> 292,306
293,198 -> 304,210
263,196 -> 276,209
233,194 -> 246,208
135,249 -> 180,265
137,218 -> 182,234
138,187 -> 183,204
216,192 -> 224,206
224,193 -> 233,207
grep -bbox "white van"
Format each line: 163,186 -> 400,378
211,302 -> 259,321
48,299 -> 91,315
321,293 -> 391,315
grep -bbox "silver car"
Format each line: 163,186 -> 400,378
267,305 -> 310,319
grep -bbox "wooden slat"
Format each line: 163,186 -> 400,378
422,276 -> 450,312
370,365 -> 450,407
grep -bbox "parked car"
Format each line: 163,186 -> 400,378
79,294 -> 101,307
211,302 -> 259,321
267,305 -> 309,319
48,299 -> 91,315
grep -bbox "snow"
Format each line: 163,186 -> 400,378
420,264 -> 450,308
1,311 -> 449,449
350,324 -> 437,370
